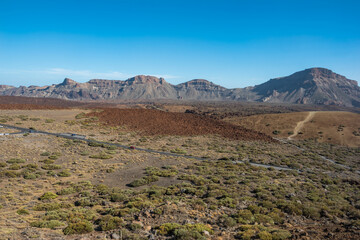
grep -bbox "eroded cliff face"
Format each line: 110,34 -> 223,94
1,68 -> 359,107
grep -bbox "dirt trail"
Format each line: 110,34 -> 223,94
288,111 -> 316,140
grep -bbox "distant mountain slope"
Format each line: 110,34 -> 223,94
175,79 -> 226,100
253,68 -> 360,107
1,68 -> 359,107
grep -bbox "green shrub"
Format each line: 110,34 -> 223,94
24,163 -> 38,170
66,208 -> 97,222
89,152 -> 113,159
33,203 -> 61,211
58,170 -> 71,177
75,113 -> 87,119
40,152 -> 51,156
271,229 -> 291,240
145,167 -> 178,177
303,206 -> 321,219
110,192 -> 127,202
170,148 -> 187,154
128,223 -> 142,231
3,170 -> 21,178
0,162 -> 7,168
104,145 -> 117,150
74,197 -> 98,207
57,187 -> 76,195
98,215 -> 123,231
41,159 -> 55,164
30,220 -> 64,229
254,214 -> 274,225
9,164 -> 21,170
48,155 -> 59,160
158,223 -> 183,235
80,151 -> 90,156
128,175 -> 159,187
108,208 -> 131,217
17,208 -> 29,215
40,192 -> 58,200
272,130 -> 281,135
158,223 -> 212,237
96,184 -> 110,195
174,228 -> 206,240
41,164 -> 61,170
23,172 -> 37,179
88,142 -> 103,147
237,209 -> 254,224
259,231 -> 272,240
7,158 -> 25,164
43,209 -> 69,221
239,229 -> 256,240
63,220 -> 93,235
219,216 -> 237,227
45,119 -> 55,123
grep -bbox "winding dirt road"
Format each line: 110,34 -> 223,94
288,111 -> 316,140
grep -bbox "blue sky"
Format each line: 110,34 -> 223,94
0,0 -> 359,88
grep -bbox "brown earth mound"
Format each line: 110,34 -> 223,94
0,96 -> 120,109
87,108 -> 275,141
0,103 -> 66,110
0,96 -> 84,108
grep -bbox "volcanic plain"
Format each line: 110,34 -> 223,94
0,98 -> 359,240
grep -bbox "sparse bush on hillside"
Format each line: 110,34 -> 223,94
40,192 -> 58,201
63,220 -> 93,235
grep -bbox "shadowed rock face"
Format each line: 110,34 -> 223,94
1,68 -> 359,107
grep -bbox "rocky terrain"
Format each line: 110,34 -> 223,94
1,68 -> 360,107
0,106 -> 359,240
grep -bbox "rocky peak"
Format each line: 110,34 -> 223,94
125,75 -> 166,85
308,67 -> 335,76
187,79 -> 212,85
290,68 -> 358,86
87,79 -> 124,86
0,85 -> 15,90
61,78 -> 77,86
180,79 -> 226,90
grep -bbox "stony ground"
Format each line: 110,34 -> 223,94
224,111 -> 360,147
0,107 -> 359,240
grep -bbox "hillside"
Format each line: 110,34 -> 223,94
253,68 -> 360,107
225,111 -> 360,147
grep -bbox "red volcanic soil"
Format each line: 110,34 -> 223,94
0,96 -> 85,109
87,108 -> 275,142
0,96 -> 118,109
0,104 -> 65,110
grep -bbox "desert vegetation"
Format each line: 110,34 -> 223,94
0,104 -> 359,239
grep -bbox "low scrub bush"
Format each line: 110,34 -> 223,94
63,220 -> 93,235
30,220 -> 64,229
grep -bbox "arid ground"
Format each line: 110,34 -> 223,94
0,98 -> 359,240
225,111 -> 360,147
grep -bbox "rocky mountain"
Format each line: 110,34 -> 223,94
1,68 -> 359,107
252,68 -> 360,107
175,79 -> 226,100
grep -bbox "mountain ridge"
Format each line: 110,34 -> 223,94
1,68 -> 359,107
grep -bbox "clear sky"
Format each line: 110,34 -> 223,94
0,0 -> 359,88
